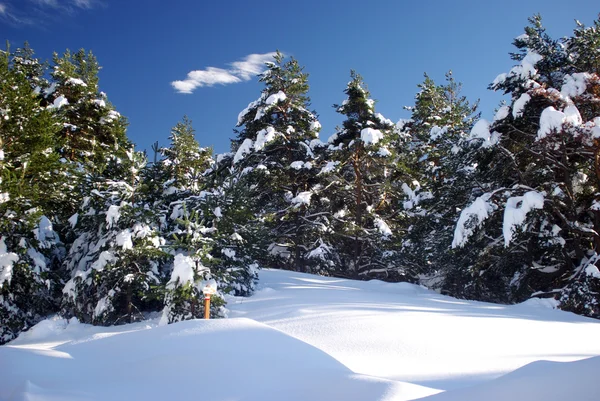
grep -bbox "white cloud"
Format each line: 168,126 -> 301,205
30,0 -> 60,8
172,52 -> 277,94
1,0 -> 99,26
72,0 -> 94,9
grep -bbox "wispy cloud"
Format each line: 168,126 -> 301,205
0,0 -> 101,26
172,52 -> 277,94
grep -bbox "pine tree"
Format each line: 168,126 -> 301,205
400,72 -> 479,287
0,44 -> 67,343
49,49 -> 130,176
231,52 -> 325,272
62,150 -> 169,325
320,71 -> 403,279
159,118 -> 258,323
450,15 -> 600,316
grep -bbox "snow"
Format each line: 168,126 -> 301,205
310,120 -> 321,131
166,254 -> 196,289
233,138 -> 253,164
92,99 -> 106,108
213,207 -> 222,218
291,191 -> 312,206
34,216 -> 55,245
563,104 -> 582,126
222,248 -> 236,259
0,236 -> 19,288
469,119 -> 499,148
66,77 -> 87,87
91,251 -> 117,272
360,127 -> 384,145
493,106 -> 510,122
561,73 -> 590,98
492,73 -> 507,87
5,269 -> 600,401
115,229 -> 133,250
49,95 -> 68,109
503,191 -> 545,246
512,93 -> 530,119
68,213 -> 78,228
537,106 -> 569,140
318,161 -> 339,175
253,126 -> 277,151
429,125 -> 448,141
237,95 -> 265,126
377,147 -> 392,157
265,90 -> 286,105
374,217 -> 392,238
105,205 -> 120,228
510,51 -> 543,80
453,193 -> 495,248
290,161 -> 312,170
290,161 -> 305,170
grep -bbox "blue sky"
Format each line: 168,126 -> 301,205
1,0 -> 599,155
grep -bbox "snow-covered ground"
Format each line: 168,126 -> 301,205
2,269 -> 600,401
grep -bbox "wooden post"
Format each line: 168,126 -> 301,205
204,294 -> 211,319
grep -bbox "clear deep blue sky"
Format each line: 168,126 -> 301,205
1,0 -> 598,154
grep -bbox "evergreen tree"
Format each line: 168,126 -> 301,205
49,49 -> 130,176
451,15 -> 600,316
62,150 -> 169,325
400,72 -> 479,287
231,52 -> 325,272
321,71 -> 404,279
0,44 -> 67,343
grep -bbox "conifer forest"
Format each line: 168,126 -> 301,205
2,14 -> 600,344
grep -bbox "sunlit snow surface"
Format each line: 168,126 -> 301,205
3,269 -> 600,401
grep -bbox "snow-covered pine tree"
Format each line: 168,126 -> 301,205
0,45 -> 67,343
231,52 -> 326,272
62,150 -> 170,325
400,72 -> 479,288
321,71 -> 403,279
49,49 -> 129,176
159,118 -> 257,323
451,15 -> 600,316
160,116 -> 212,196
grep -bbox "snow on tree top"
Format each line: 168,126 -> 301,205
93,99 -> 106,108
265,91 -> 286,105
66,77 -> 87,87
360,128 -> 383,145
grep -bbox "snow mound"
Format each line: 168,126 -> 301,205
419,356 -> 600,401
0,318 -> 438,401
